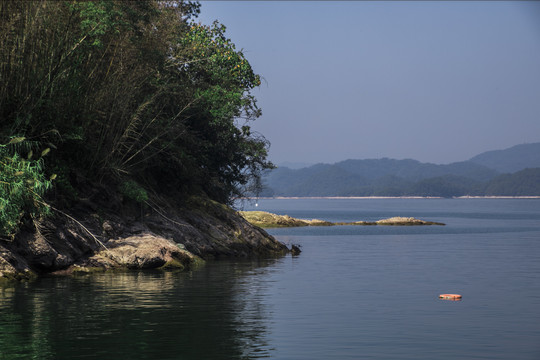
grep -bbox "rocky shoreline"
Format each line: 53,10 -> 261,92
0,193 -> 447,281
239,211 -> 445,228
0,186 -> 289,281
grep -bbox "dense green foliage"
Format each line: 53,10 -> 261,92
0,1 -> 272,236
119,180 -> 148,204
0,139 -> 51,238
484,168 -> 540,196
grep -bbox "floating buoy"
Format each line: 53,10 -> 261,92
439,293 -> 462,301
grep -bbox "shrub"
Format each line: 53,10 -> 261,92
119,180 -> 148,203
0,146 -> 52,238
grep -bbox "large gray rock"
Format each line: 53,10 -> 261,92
94,235 -> 198,270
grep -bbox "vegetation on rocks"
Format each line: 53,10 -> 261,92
0,1 -> 287,279
0,0 -> 272,239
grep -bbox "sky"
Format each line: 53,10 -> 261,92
197,1 -> 540,165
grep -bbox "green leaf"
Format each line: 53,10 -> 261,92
8,137 -> 25,145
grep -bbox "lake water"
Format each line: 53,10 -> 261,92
1,198 -> 540,359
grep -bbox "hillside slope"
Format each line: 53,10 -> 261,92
469,143 -> 540,173
485,168 -> 540,195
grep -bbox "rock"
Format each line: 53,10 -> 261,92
96,235 -> 199,270
305,219 -> 335,226
240,211 -> 445,228
0,190 -> 288,280
238,211 -> 330,228
102,221 -> 113,232
291,244 -> 302,256
375,217 -> 445,226
351,221 -> 377,226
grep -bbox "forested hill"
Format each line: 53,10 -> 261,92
0,1 -> 272,239
469,143 -> 540,173
262,144 -> 540,197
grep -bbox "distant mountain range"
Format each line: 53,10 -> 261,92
261,142 -> 540,197
469,142 -> 540,173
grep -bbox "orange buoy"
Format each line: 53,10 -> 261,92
439,293 -> 462,300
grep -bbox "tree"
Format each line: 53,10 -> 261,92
0,0 -> 272,217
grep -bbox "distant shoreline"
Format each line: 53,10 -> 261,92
241,196 -> 540,200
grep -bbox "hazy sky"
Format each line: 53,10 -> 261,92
198,1 -> 540,165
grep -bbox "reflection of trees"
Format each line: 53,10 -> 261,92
0,259 -> 282,359
0,283 -> 53,359
230,261 -> 283,358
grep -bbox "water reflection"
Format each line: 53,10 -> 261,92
0,259 -> 282,360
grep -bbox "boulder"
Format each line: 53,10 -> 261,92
94,235 -> 199,270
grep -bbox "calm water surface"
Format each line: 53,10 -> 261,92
1,199 -> 540,359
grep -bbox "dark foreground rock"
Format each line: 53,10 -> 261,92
0,190 -> 288,280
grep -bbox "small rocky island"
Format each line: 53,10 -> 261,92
239,211 -> 445,228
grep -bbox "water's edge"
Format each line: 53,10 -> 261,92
0,197 -> 288,281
